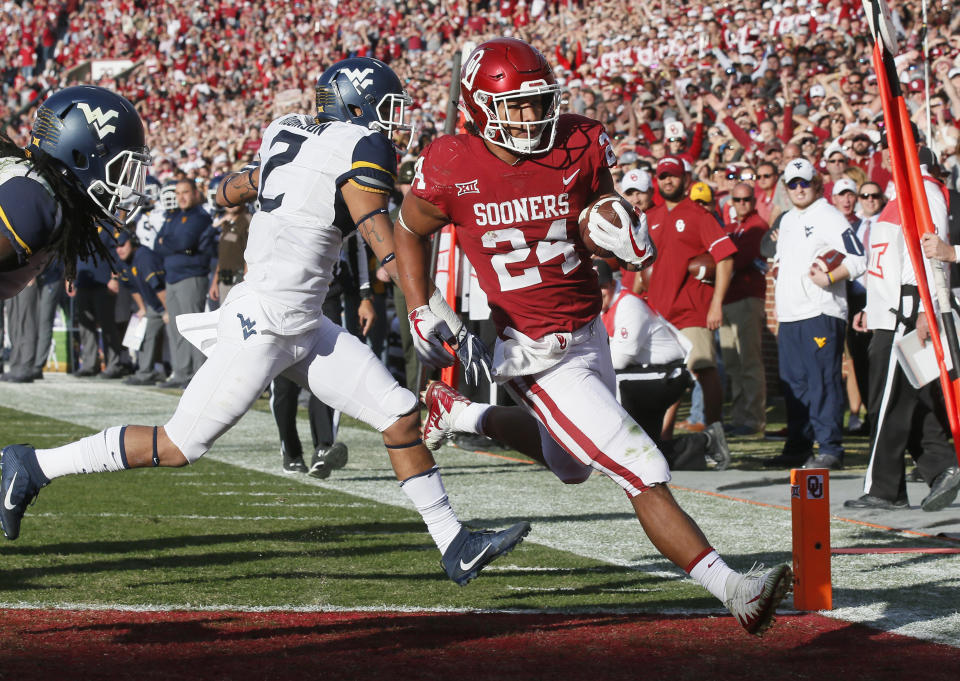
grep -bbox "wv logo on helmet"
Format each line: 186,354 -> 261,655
341,68 -> 374,92
77,103 -> 119,139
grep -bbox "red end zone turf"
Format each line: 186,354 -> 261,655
0,609 -> 957,680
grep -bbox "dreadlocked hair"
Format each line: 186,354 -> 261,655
0,130 -> 116,282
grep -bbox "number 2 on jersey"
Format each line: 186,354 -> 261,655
258,129 -> 307,212
483,219 -> 581,292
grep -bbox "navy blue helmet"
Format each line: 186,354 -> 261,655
28,85 -> 150,225
315,57 -> 412,142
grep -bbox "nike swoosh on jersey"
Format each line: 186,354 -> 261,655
650,223 -> 660,230
562,169 -> 581,185
458,543 -> 493,571
4,471 -> 18,510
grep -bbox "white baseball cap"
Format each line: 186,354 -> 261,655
783,158 -> 816,182
832,177 -> 857,196
621,169 -> 652,193
809,84 -> 826,98
824,142 -> 849,159
664,120 -> 686,140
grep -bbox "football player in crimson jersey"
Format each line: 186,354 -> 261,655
1,58 -> 530,588
394,37 -> 791,636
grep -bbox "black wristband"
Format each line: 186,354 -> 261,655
354,207 -> 389,228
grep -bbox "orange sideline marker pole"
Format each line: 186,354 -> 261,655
791,468 -> 832,610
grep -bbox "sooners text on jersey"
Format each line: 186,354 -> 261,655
413,114 -> 615,339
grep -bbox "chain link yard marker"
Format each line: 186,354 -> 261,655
791,468 -> 832,610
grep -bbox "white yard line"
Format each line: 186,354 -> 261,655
1,375 -> 958,646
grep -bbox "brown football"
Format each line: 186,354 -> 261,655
813,248 -> 845,272
578,194 -> 635,258
688,253 -> 716,284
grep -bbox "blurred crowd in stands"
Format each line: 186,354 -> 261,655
3,0 -> 959,192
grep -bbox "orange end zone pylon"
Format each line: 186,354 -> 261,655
791,468 -> 832,610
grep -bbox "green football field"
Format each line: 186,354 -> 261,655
1,375 -> 958,652
0,402 -> 709,611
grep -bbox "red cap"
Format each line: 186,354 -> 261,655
656,155 -> 686,177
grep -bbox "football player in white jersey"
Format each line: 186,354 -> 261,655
0,58 -> 529,587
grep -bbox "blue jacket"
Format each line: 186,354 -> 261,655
74,226 -> 118,288
155,205 -> 215,284
118,245 -> 166,312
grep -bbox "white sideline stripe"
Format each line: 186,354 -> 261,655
484,565 -> 591,572
240,501 -> 375,508
29,511 -> 328,521
202,492 -> 374,505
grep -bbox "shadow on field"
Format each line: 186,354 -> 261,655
0,609 -> 957,680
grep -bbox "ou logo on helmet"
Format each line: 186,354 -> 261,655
461,49 -> 484,90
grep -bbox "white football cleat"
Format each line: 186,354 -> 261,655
724,563 -> 793,636
421,381 -> 471,451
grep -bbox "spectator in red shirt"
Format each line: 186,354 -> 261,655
846,131 -> 874,172
645,156 -> 737,439
720,183 -> 769,436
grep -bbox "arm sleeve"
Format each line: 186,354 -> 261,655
357,239 -> 371,292
638,122 -> 656,145
153,220 -> 172,257
700,208 -> 739,261
142,248 -> 166,291
200,224 -> 218,267
687,122 -> 704,160
824,211 -> 867,280
779,105 -> 794,142
0,176 -> 59,262
336,133 -> 397,194
915,181 -> 951,311
410,138 -> 454,216
721,115 -> 756,152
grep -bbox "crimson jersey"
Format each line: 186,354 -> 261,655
645,197 -> 737,329
412,114 -> 615,339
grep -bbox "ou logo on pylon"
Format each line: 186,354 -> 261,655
806,475 -> 824,499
